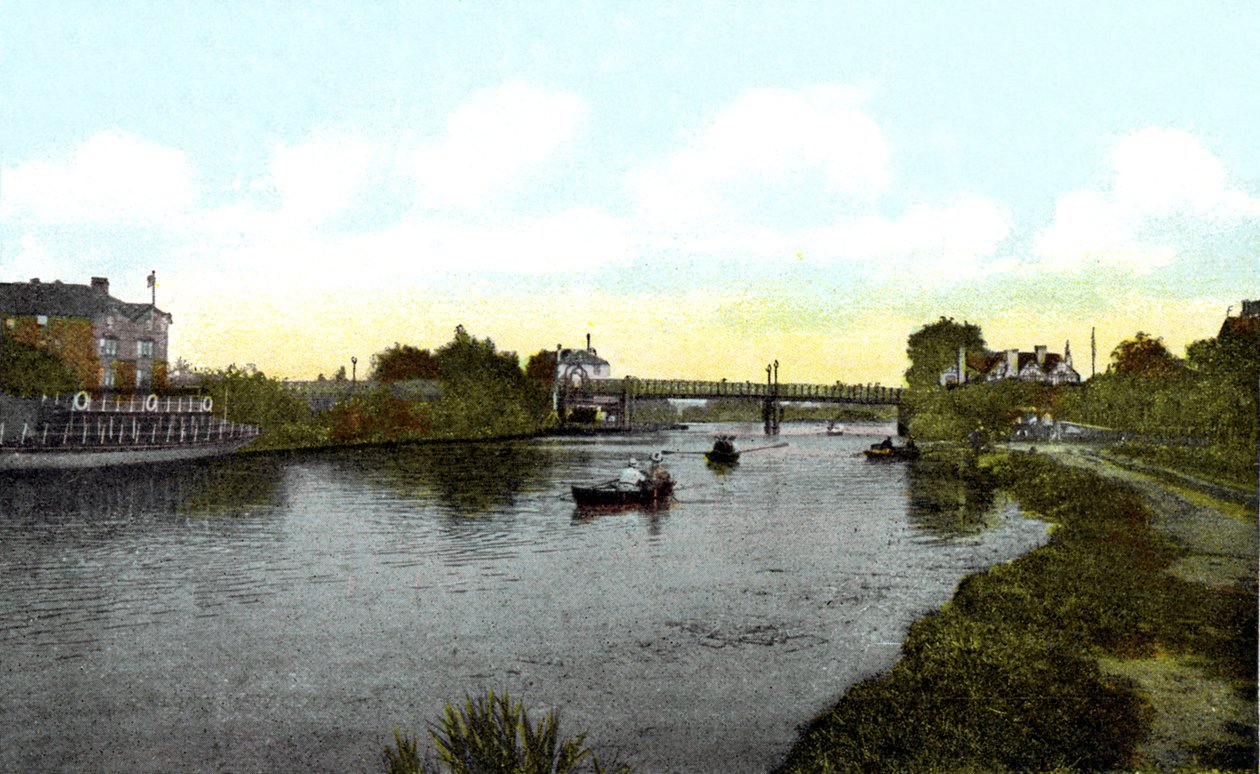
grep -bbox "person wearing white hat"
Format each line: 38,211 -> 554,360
647,451 -> 670,486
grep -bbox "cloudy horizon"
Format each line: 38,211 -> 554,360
2,2 -> 1256,383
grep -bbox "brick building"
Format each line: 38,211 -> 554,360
0,276 -> 172,391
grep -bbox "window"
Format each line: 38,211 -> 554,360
136,369 -> 149,388
100,337 -> 118,357
36,315 -> 48,327
101,366 -> 114,388
138,340 -> 154,359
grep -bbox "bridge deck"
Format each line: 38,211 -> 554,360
575,378 -> 902,405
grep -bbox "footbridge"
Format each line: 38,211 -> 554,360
558,377 -> 903,434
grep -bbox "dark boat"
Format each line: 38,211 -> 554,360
571,478 -> 675,509
863,444 -> 921,461
704,435 -> 740,464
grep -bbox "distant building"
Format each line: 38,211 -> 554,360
555,333 -> 611,389
940,342 -> 1080,387
0,276 -> 172,391
1219,299 -> 1260,339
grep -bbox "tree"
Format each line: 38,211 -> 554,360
333,365 -> 348,382
427,326 -> 553,437
905,317 -> 988,391
370,343 -> 441,382
0,339 -> 82,396
1109,332 -> 1181,377
524,348 -> 558,384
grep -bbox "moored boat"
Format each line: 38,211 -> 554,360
863,444 -> 920,461
0,391 -> 261,470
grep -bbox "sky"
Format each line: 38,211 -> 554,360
1,1 -> 1257,384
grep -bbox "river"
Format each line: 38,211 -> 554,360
0,422 -> 1048,773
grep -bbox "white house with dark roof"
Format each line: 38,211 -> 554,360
555,333 -> 611,389
940,342 -> 1081,387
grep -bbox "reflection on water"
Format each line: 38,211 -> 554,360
0,456 -> 285,523
905,454 -> 1004,539
355,441 -> 561,515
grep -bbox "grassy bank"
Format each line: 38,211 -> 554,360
1108,441 -> 1257,494
774,450 -> 1257,772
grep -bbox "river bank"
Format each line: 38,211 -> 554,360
774,444 -> 1257,772
1030,443 -> 1257,771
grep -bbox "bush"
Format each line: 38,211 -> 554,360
384,690 -> 631,774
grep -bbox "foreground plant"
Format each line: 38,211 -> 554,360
384,690 -> 631,774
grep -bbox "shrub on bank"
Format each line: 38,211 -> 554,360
383,690 -> 630,774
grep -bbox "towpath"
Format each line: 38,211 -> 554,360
1015,443 -> 1257,770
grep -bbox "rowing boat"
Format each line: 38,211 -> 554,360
571,478 -> 675,508
863,445 -> 920,461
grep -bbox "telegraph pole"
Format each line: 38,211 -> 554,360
1090,327 -> 1096,378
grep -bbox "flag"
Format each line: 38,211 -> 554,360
147,271 -> 156,288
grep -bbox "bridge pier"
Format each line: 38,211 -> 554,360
621,379 -> 634,431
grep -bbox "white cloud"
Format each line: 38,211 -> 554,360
404,82 -> 589,209
264,131 -> 379,224
1034,128 -> 1260,272
629,85 -> 889,223
1109,128 -> 1230,217
1,130 -> 196,223
337,207 -> 633,277
818,195 -> 1013,279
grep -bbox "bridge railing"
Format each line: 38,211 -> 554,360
570,378 -> 902,404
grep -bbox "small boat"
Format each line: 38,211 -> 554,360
863,445 -> 921,461
704,435 -> 740,464
571,478 -> 675,509
825,421 -> 845,436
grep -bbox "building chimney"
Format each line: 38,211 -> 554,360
957,345 -> 967,386
1064,340 -> 1072,367
1006,349 -> 1018,377
1035,345 -> 1047,367
586,333 -> 592,352
90,277 -> 110,295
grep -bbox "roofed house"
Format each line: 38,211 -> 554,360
940,342 -> 1081,387
0,276 -> 172,392
1219,299 -> 1260,340
555,333 -> 611,389
989,343 -> 1080,385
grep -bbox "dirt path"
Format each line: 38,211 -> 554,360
1016,443 -> 1258,770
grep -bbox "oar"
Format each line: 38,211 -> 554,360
738,442 -> 790,453
660,450 -> 708,455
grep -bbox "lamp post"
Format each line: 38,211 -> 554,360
351,356 -> 358,385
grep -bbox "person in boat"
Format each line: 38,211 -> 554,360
871,436 -> 894,451
905,437 -> 918,452
712,435 -> 735,455
617,457 -> 647,491
647,451 -> 671,485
